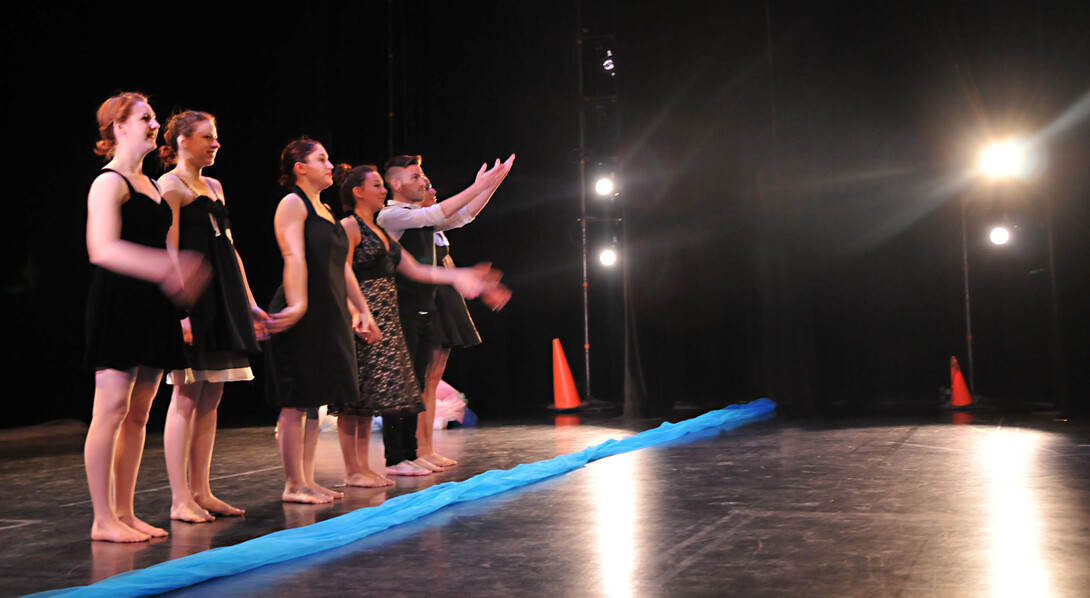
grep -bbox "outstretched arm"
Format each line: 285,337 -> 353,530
376,155 -> 515,233
458,153 -> 515,220
395,249 -> 500,300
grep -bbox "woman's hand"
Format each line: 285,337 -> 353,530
266,304 -> 306,334
452,262 -> 503,299
354,312 -> 382,343
180,317 -> 194,345
160,250 -> 211,308
251,305 -> 271,340
480,283 -> 512,311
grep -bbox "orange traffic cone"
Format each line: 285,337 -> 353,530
552,338 -> 583,411
950,356 -> 972,408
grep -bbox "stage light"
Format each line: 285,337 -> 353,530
978,138 -> 1039,180
595,176 -> 615,197
990,226 -> 1011,245
602,50 -> 615,74
599,247 -> 618,267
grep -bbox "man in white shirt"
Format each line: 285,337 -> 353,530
376,154 -> 514,476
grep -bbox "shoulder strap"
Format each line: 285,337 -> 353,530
292,187 -> 316,216
100,168 -> 136,195
169,172 -> 198,196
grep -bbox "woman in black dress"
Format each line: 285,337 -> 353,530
332,164 -> 498,485
417,181 -> 511,468
264,139 -> 380,504
158,111 -> 267,522
84,92 -> 209,542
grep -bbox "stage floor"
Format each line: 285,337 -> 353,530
2,409 -> 1089,597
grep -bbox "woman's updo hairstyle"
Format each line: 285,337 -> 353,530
93,92 -> 149,158
278,137 -> 321,188
333,163 -> 379,212
159,111 -> 214,168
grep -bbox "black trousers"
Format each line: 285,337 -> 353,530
383,310 -> 431,465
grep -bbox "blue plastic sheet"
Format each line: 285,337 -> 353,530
39,399 -> 775,597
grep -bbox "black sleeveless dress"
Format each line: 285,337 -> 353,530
169,178 -> 259,383
84,169 -> 188,371
328,214 -> 423,417
263,191 -> 357,409
432,239 -> 482,349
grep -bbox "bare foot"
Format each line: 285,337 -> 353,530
386,460 -> 432,476
308,483 -> 344,499
282,486 -> 333,504
170,502 -> 214,523
91,519 -> 150,543
345,472 -> 391,488
195,494 -> 245,516
420,453 -> 457,468
411,457 -> 445,472
119,515 -> 168,538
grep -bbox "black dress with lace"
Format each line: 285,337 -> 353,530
328,214 -> 423,417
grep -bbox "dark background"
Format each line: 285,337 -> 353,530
3,1 -> 1089,429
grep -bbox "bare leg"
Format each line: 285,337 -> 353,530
417,347 -> 457,467
303,415 -> 342,499
86,368 -> 149,542
358,417 -> 394,486
115,366 -> 168,538
189,382 -> 243,516
279,408 -> 330,504
164,381 -> 214,523
338,415 -> 393,487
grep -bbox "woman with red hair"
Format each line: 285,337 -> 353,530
84,92 -> 208,542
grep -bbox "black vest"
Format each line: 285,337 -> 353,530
396,225 -> 438,313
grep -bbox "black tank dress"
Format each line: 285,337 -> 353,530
84,169 -> 188,371
431,240 -> 482,349
169,176 -> 259,383
263,190 -> 357,409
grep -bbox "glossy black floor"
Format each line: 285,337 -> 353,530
2,407 -> 1089,597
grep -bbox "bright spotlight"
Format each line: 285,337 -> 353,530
978,139 -> 1038,180
990,226 -> 1011,245
595,176 -> 615,197
602,50 -> 615,73
599,247 -> 618,267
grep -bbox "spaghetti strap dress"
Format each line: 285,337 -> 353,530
84,169 -> 189,371
167,175 -> 258,384
431,237 -> 482,349
263,190 -> 357,409
329,214 -> 423,417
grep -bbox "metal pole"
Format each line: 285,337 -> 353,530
961,194 -> 976,392
576,0 -> 592,400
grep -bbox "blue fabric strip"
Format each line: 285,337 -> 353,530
39,399 -> 775,597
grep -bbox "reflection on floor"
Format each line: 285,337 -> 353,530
2,409 -> 1089,597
